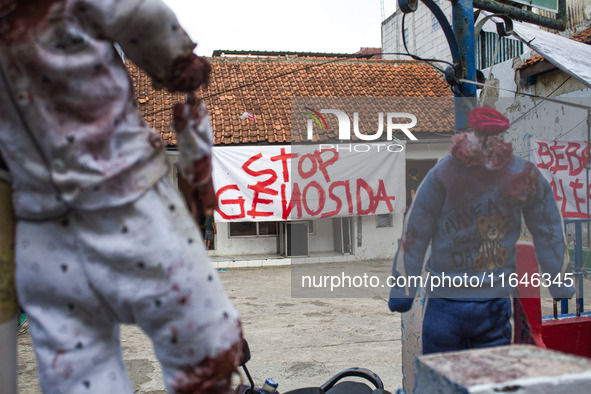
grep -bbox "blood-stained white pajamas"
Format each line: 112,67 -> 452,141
0,1 -> 240,392
16,177 -> 241,393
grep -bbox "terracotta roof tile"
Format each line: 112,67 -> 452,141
572,27 -> 591,44
127,56 -> 452,146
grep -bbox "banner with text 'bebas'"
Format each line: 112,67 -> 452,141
212,144 -> 406,222
531,138 -> 590,218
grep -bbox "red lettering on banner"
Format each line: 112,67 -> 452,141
570,178 -> 587,216
316,149 -> 339,183
216,185 -> 246,220
356,179 -> 374,215
296,149 -> 339,182
298,154 -> 317,179
550,177 -> 588,219
536,142 -> 553,170
281,183 -> 302,220
217,147 -> 400,221
322,181 -> 348,218
343,180 -> 354,215
537,141 -> 589,175
536,140 -> 591,218
565,142 -> 587,176
373,179 -> 396,212
247,188 -> 275,218
242,153 -> 278,185
243,153 -> 278,218
271,148 -> 298,182
549,142 -> 568,173
558,178 -> 570,216
303,181 -> 326,216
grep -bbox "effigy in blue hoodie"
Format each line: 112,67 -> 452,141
388,107 -> 574,354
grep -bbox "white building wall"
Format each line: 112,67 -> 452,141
479,53 -> 591,157
405,139 -> 449,160
355,140 -> 450,260
308,219 -> 334,253
211,225 -> 278,257
355,214 -> 403,260
381,2 -> 453,63
383,0 -> 591,65
163,153 -> 278,257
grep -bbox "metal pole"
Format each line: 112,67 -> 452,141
0,180 -> 17,394
587,111 -> 590,247
573,221 -> 583,316
452,0 -> 478,131
473,0 -> 566,31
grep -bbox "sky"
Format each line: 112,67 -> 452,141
162,0 -> 397,56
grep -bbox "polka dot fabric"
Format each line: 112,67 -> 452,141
15,177 -> 241,393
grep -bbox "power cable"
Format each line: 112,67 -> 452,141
512,118 -> 588,157
510,76 -> 571,126
458,78 -> 591,111
144,51 -> 453,117
401,13 -> 453,73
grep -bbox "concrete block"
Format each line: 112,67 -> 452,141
305,257 -> 321,264
246,259 -> 264,268
220,260 -> 249,269
415,344 -> 591,393
269,258 -> 290,266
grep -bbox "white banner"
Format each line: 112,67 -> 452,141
531,138 -> 590,218
212,144 -> 406,222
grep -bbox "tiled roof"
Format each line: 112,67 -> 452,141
572,27 -> 591,44
518,27 -> 591,71
210,49 -> 368,58
518,55 -> 544,70
355,47 -> 382,59
127,56 -> 452,146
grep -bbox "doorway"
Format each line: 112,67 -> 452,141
333,217 -> 353,254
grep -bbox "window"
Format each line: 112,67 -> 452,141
229,222 -> 256,236
377,214 -> 393,228
298,220 -> 315,234
476,31 -> 524,69
258,221 -> 278,235
229,222 -> 278,237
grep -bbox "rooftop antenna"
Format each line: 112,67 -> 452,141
381,0 -> 386,21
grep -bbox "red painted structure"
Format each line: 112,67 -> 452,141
516,243 -> 591,358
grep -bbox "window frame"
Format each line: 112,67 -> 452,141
229,221 -> 279,237
376,214 -> 394,228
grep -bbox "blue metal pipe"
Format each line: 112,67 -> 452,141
404,0 -> 477,130
574,221 -> 584,314
451,0 -> 477,131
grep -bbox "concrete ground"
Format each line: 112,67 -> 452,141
17,261 -> 403,393
16,259 -> 591,393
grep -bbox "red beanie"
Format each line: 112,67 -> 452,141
469,107 -> 510,135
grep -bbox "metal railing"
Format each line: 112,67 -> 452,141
558,218 -> 591,318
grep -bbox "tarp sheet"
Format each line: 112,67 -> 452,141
480,15 -> 591,88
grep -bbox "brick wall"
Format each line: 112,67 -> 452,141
381,2 -> 453,63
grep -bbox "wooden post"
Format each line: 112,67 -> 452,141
0,179 -> 17,393
401,284 -> 425,392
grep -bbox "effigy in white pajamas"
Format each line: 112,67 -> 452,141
0,1 -> 242,392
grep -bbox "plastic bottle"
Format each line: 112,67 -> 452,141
259,378 -> 278,394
